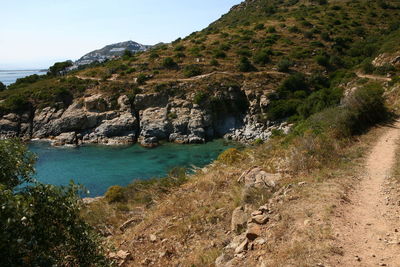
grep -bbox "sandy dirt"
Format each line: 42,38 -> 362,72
331,122 -> 400,267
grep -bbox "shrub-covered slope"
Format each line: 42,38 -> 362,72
2,1 -> 400,265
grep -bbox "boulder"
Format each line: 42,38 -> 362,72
231,206 -> 249,233
118,95 -> 132,112
95,112 -> 137,138
241,167 -> 280,189
251,214 -> 269,225
169,133 -> 188,144
139,136 -> 159,148
84,94 -> 108,112
234,239 -> 249,254
134,93 -> 169,111
139,107 -> 171,141
0,117 -> 19,133
52,132 -> 77,146
246,223 -> 261,241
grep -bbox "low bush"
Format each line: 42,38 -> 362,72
217,148 -> 243,165
0,140 -> 109,266
183,65 -> 203,78
0,82 -> 5,91
124,167 -> 188,205
213,50 -> 227,59
238,57 -> 257,72
253,49 -> 271,65
105,185 -> 125,203
137,74 -> 149,85
277,58 -> 294,72
162,57 -> 178,69
296,83 -> 387,138
193,91 -> 208,104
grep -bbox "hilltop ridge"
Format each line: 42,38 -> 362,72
73,40 -> 152,68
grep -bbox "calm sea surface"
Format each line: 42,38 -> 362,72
29,140 -> 235,197
0,70 -> 46,86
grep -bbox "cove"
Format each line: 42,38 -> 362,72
29,140 -> 236,197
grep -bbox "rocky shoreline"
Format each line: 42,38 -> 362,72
0,87 -> 291,147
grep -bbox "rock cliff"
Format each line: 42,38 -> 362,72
0,81 -> 289,147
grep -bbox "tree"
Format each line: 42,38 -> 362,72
123,49 -> 133,58
162,57 -> 178,69
0,139 -> 110,266
0,139 -> 35,188
47,60 -> 73,76
0,81 -> 6,91
238,57 -> 257,72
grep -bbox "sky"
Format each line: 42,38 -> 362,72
0,0 -> 242,69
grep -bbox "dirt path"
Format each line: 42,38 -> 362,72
356,72 -> 392,82
331,122 -> 400,267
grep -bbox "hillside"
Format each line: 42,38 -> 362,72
1,0 -> 400,147
73,40 -> 152,68
1,0 -> 400,266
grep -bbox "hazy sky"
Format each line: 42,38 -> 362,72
0,0 -> 242,69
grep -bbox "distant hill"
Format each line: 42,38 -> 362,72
73,40 -> 152,67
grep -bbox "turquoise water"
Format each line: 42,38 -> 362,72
29,140 -> 234,197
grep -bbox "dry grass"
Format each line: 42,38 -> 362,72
80,122 -> 390,266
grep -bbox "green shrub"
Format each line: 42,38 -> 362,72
267,99 -> 302,121
47,61 -> 73,76
0,139 -> 35,188
217,148 -> 242,165
288,26 -> 300,33
123,49 -> 133,58
183,65 -> 203,78
219,43 -> 231,51
253,50 -> 271,65
125,67 -> 136,74
271,129 -> 285,138
2,95 -> 30,113
237,48 -> 252,57
277,58 -> 293,72
297,83 -> 387,138
149,52 -> 160,59
12,74 -> 42,86
266,26 -> 276,33
0,140 -> 109,266
253,138 -> 264,145
254,23 -> 265,30
279,73 -> 308,93
162,57 -> 178,69
297,87 -> 343,118
174,44 -> 186,51
105,185 -> 125,203
210,59 -> 220,66
214,50 -> 227,59
315,54 -> 330,67
136,74 -> 149,85
175,52 -> 186,58
374,63 -> 396,75
193,91 -> 208,104
0,82 -> 5,91
362,61 -> 375,74
238,57 -> 257,72
321,32 -> 331,41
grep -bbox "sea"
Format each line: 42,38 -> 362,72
0,69 -> 46,86
29,140 -> 235,197
2,69 -> 234,197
